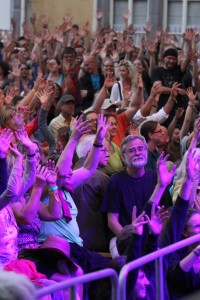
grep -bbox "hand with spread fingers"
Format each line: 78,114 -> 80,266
131,206 -> 148,236
146,204 -> 169,235
157,152 -> 176,187
0,129 -> 14,158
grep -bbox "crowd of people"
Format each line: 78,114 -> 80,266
0,9 -> 200,300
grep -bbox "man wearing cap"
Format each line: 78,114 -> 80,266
151,44 -> 192,125
92,77 -> 143,147
48,94 -> 75,137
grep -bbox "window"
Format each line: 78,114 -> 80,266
113,0 -> 128,31
187,1 -> 200,28
132,0 -> 147,31
167,0 -> 182,33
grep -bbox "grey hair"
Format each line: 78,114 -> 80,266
0,271 -> 36,300
120,135 -> 148,154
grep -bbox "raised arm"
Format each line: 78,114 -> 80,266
71,114 -> 111,189
0,145 -> 23,210
93,74 -> 115,113
56,116 -> 91,176
125,74 -> 143,122
179,87 -> 197,140
148,152 -> 176,207
0,129 -> 14,194
15,129 -> 37,197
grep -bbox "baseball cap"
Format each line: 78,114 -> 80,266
101,98 -> 118,110
59,95 -> 75,105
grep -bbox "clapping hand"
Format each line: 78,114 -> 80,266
35,164 -> 51,188
45,160 -> 57,187
145,204 -> 169,235
131,206 -> 148,236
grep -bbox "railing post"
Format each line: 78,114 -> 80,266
119,266 -> 128,300
155,256 -> 164,300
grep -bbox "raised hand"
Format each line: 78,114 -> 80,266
97,10 -> 104,20
9,144 -> 22,159
122,10 -> 130,21
186,148 -> 197,180
103,73 -> 115,89
37,86 -> 53,106
186,87 -> 197,104
4,88 -> 15,106
35,164 -> 51,188
131,206 -> 148,236
145,204 -> 169,235
30,13 -> 36,26
0,129 -> 14,158
95,114 -> 111,144
69,115 -> 91,142
143,21 -> 152,34
157,152 -> 176,187
15,129 -> 37,155
150,81 -> 163,101
45,160 -> 57,187
170,82 -> 182,100
175,107 -> 184,120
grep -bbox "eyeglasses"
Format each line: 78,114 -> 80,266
124,146 -> 147,154
104,64 -> 113,67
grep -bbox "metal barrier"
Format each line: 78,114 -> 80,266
119,233 -> 200,300
36,268 -> 119,300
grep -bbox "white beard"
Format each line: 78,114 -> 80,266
125,156 -> 147,168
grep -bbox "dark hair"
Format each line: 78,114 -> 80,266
57,126 -> 70,146
54,82 -> 63,100
140,121 -> 158,142
50,57 -> 61,66
103,114 -> 117,123
61,47 -> 77,59
0,61 -> 10,78
82,110 -> 97,122
72,24 -> 79,31
184,208 -> 200,232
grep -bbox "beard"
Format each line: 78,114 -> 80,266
125,155 -> 147,168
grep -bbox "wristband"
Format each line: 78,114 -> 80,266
193,249 -> 200,257
152,105 -> 158,108
26,153 -> 36,157
93,143 -> 103,148
48,186 -> 58,192
31,88 -> 36,93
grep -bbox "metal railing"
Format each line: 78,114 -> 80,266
36,268 -> 119,300
119,233 -> 200,300
36,234 -> 200,300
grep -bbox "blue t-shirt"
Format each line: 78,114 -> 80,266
90,74 -> 100,91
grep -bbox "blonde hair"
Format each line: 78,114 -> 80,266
0,106 -> 16,128
119,60 -> 138,90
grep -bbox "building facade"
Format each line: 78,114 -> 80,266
4,0 -> 200,37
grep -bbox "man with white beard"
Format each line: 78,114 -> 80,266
102,135 -> 158,237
